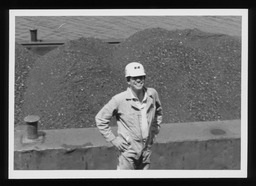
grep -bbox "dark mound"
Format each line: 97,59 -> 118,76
21,38 -> 126,129
15,43 -> 39,125
112,28 -> 241,123
18,28 -> 241,129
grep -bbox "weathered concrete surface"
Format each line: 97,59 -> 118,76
151,139 -> 240,169
14,120 -> 240,170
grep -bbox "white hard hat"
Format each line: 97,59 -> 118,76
125,62 -> 146,77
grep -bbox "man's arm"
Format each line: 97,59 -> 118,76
151,90 -> 163,135
95,97 -> 117,142
95,97 -> 129,151
155,90 -> 163,130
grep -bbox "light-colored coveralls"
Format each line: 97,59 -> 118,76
95,87 -> 163,169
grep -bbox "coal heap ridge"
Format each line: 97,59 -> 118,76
20,37 -> 126,129
18,28 -> 241,129
112,28 -> 241,123
15,43 -> 39,125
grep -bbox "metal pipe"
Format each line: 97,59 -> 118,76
29,29 -> 38,42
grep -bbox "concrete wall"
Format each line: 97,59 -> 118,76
14,120 -> 240,170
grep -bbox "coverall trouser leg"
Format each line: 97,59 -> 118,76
117,148 -> 152,170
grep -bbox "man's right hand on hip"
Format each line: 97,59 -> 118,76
111,136 -> 129,152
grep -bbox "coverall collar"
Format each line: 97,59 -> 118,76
128,87 -> 148,103
126,87 -> 154,111
126,87 -> 154,98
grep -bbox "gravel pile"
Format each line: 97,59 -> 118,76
21,38 -> 125,129
17,28 -> 241,129
15,43 -> 39,125
112,28 -> 241,123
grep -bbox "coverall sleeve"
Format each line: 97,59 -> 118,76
152,90 -> 163,135
95,97 -> 118,142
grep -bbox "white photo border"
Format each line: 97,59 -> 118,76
9,9 -> 248,179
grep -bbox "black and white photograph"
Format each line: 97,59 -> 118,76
9,9 -> 248,178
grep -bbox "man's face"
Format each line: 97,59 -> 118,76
128,76 -> 146,91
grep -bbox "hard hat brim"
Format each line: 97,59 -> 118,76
125,72 -> 146,77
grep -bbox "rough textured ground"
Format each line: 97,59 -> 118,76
15,43 -> 39,126
16,28 -> 241,129
111,28 -> 241,124
19,38 -> 125,129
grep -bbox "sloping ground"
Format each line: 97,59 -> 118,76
111,28 -> 241,123
20,38 -> 126,129
15,43 -> 39,125
18,28 -> 241,129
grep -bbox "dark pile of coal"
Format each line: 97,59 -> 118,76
21,38 -> 126,129
18,28 -> 241,129
15,43 -> 39,125
112,28 -> 241,123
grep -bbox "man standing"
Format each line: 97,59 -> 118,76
95,62 -> 163,170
